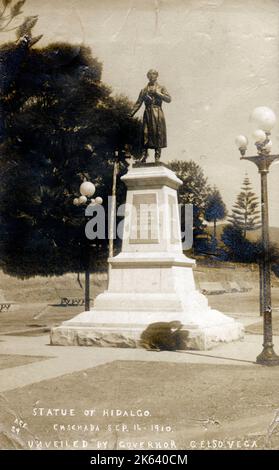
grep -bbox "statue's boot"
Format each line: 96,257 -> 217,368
140,149 -> 148,163
155,148 -> 161,162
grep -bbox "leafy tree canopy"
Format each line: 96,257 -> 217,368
221,225 -> 260,263
221,224 -> 279,266
0,39 -> 141,277
205,186 -> 227,225
168,159 -> 213,250
204,186 -> 227,252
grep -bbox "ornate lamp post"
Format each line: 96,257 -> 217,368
73,181 -> 103,311
235,106 -> 279,366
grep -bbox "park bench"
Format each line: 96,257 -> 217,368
0,303 -> 12,312
0,290 -> 15,312
199,282 -> 226,295
58,290 -> 85,307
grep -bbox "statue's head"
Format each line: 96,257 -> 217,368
147,69 -> 158,83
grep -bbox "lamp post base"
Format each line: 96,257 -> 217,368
256,345 -> 279,366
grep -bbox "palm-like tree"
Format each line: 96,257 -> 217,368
0,0 -> 42,45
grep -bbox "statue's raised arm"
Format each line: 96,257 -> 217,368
155,86 -> 171,104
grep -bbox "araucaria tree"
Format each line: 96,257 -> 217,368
221,176 -> 262,262
228,176 -> 261,238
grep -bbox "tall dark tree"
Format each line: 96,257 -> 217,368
168,160 -> 212,252
204,186 -> 227,245
0,0 -> 42,142
228,176 -> 261,238
0,41 -> 141,277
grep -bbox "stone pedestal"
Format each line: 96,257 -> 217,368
51,163 -> 243,350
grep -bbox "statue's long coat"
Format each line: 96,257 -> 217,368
133,84 -> 171,149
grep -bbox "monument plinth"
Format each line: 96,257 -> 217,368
51,163 -> 243,349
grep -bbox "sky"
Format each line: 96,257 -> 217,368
2,0 -> 279,227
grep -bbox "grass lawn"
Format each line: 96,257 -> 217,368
0,304 -> 85,334
0,354 -> 48,370
208,290 -> 279,315
1,360 -> 279,450
246,316 -> 279,335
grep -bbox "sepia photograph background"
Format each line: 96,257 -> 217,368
2,0 -> 279,226
1,0 -> 279,453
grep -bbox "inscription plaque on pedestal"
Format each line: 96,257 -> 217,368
129,193 -> 159,244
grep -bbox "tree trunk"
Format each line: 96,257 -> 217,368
213,219 -> 217,240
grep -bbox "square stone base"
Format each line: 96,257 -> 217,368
50,319 -> 244,351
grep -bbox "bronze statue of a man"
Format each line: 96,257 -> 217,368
130,69 -> 171,162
